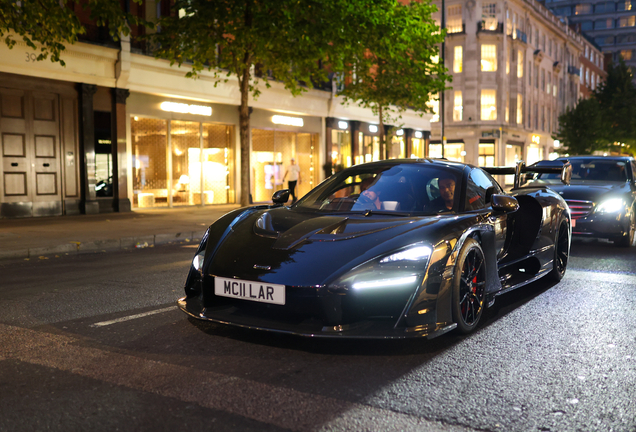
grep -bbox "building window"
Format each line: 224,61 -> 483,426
534,104 -> 538,129
548,108 -> 552,132
517,94 -> 523,124
595,36 -> 615,46
453,91 -> 463,121
481,44 -> 497,71
621,49 -> 634,60
535,65 -> 539,88
518,50 -> 524,78
618,0 -> 633,11
447,5 -> 463,33
595,18 -> 615,29
529,60 -> 532,85
575,3 -> 592,14
506,46 -> 511,74
428,95 -> 439,122
547,72 -> 552,94
481,89 -> 497,121
478,143 -> 495,167
596,2 -> 615,12
541,68 -> 545,91
482,3 -> 498,30
586,68 -> 590,85
619,16 -> 636,27
541,106 -> 545,131
581,20 -> 593,31
505,93 -> 510,123
454,45 -> 463,73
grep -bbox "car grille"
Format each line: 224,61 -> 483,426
566,199 -> 594,219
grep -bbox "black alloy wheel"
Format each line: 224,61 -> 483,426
548,219 -> 570,282
617,209 -> 635,247
452,238 -> 487,334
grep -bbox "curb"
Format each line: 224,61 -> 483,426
0,231 -> 203,261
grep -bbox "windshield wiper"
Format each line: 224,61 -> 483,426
362,210 -> 413,217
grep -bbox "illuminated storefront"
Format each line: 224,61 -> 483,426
326,118 -> 352,175
429,140 -> 466,162
128,94 -> 236,209
250,110 -> 320,203
410,130 -> 428,158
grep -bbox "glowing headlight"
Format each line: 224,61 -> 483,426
352,275 -> 418,290
595,198 -> 624,214
192,251 -> 205,272
380,245 -> 432,263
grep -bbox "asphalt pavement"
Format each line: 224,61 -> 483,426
0,204 -> 241,261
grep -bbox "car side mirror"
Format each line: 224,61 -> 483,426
491,194 -> 519,213
272,189 -> 290,205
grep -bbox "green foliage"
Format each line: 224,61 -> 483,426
0,0 -> 149,66
336,0 -> 450,125
555,59 -> 636,155
554,97 -> 608,155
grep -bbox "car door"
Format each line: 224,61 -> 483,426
463,167 -> 508,259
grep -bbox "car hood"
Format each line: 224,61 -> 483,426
528,181 -> 631,202
205,206 -> 468,287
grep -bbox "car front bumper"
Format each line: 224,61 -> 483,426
572,211 -> 631,240
178,294 -> 456,340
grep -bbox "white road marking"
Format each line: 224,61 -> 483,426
90,306 -> 178,327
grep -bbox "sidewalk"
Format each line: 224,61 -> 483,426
0,204 -> 240,260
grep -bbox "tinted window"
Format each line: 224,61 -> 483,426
465,168 -> 499,210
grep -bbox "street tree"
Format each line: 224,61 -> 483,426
555,59 -> 636,155
554,97 -> 608,155
594,59 -> 636,152
336,0 -> 450,159
0,0 -> 147,66
150,0 -> 397,206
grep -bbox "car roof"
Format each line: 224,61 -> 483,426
557,155 -> 633,161
357,158 -> 474,170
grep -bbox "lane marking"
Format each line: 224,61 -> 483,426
91,306 -> 178,327
0,324 -> 472,432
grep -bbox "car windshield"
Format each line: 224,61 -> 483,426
294,163 -> 465,215
536,159 -> 628,183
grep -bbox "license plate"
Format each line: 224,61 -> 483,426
214,277 -> 285,305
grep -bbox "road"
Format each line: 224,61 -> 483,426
0,239 -> 635,432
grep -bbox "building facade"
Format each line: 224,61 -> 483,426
0,3 -> 433,218
545,0 -> 636,79
579,35 -> 608,98
430,0 -> 584,178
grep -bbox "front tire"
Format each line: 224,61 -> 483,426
452,238 -> 487,334
548,219 -> 570,282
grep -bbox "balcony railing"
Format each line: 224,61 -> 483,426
478,21 -> 503,33
568,65 -> 581,75
515,29 -> 528,43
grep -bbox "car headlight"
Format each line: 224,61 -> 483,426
333,244 -> 432,291
595,198 -> 625,214
192,251 -> 205,273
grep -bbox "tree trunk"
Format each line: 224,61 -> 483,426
378,105 -> 386,160
238,66 -> 251,206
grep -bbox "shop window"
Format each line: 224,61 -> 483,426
527,144 -> 543,165
453,91 -> 463,121
363,135 -> 380,162
481,44 -> 497,71
454,45 -> 463,73
478,143 -> 495,167
132,118 -> 168,208
429,142 -> 465,162
331,129 -> 352,172
411,137 -> 426,158
447,5 -> 463,33
94,111 -> 113,198
389,134 -> 405,159
505,144 -> 523,184
481,89 -> 497,121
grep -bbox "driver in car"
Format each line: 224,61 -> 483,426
426,173 -> 456,213
353,177 -> 382,210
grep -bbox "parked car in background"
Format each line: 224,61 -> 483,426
179,159 -> 571,339
528,156 -> 636,247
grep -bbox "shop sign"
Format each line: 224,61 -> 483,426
414,131 -> 423,139
531,135 -> 541,144
272,115 -> 304,127
481,130 -> 500,138
160,101 -> 212,116
338,121 -> 349,129
368,125 -> 378,133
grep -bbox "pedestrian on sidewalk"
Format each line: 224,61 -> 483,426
283,158 -> 301,203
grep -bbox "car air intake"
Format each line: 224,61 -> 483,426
566,200 -> 593,219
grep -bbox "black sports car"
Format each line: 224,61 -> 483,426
179,159 -> 572,339
528,156 -> 636,247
